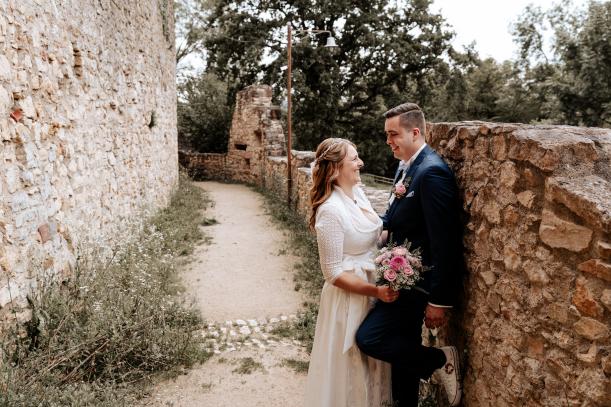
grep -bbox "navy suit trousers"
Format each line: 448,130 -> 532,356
356,290 -> 445,406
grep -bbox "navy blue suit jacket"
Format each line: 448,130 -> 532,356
381,145 -> 463,306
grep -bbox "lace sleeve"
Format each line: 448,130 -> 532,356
314,205 -> 345,283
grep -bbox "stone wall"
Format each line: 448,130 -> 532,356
181,85 -> 610,406
429,122 -> 611,406
0,0 -> 177,326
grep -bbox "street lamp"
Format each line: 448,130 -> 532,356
286,23 -> 338,206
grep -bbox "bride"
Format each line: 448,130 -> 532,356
304,138 -> 395,407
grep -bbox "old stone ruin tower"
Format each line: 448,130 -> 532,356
0,1 -> 177,328
181,85 -> 611,406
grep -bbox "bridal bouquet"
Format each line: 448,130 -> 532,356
374,240 -> 427,291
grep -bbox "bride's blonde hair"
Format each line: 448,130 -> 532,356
308,138 -> 355,230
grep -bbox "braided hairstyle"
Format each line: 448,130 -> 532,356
308,138 -> 356,230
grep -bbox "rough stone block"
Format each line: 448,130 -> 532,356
577,259 -> 611,282
597,241 -> 611,260
573,317 -> 609,341
490,135 -> 507,160
525,335 -> 545,358
546,176 -> 611,232
523,260 -> 550,285
572,277 -> 604,318
516,190 -> 536,209
38,223 -> 51,243
539,209 -> 592,252
546,303 -> 569,324
601,289 -> 611,312
482,201 -> 501,224
575,343 -> 598,364
510,128 -> 599,172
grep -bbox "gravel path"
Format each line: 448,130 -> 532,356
142,181 -> 309,407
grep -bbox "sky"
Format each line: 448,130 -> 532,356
431,0 -> 589,62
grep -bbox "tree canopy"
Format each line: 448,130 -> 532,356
176,0 -> 611,176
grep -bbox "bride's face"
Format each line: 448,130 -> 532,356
336,145 -> 363,187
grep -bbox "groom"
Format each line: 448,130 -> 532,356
356,103 -> 463,406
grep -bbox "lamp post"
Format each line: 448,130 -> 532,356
286,23 -> 338,206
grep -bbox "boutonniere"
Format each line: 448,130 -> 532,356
392,177 -> 412,200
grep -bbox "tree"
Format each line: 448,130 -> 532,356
175,0 -> 215,66
177,73 -> 233,153
511,0 -> 611,127
202,0 -> 455,175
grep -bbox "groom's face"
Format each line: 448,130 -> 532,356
384,116 -> 420,161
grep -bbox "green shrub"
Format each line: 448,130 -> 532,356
0,172 -> 211,406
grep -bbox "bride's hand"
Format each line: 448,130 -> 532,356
377,230 -> 389,248
376,286 -> 399,303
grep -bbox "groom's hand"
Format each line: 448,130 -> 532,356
424,304 -> 447,328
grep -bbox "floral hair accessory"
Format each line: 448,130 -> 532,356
312,138 -> 345,168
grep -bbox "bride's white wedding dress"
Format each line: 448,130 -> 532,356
305,185 -> 392,407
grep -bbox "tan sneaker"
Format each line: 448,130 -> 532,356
434,346 -> 462,406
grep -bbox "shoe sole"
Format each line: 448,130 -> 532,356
447,346 -> 462,406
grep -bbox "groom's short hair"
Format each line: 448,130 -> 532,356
383,103 -> 426,137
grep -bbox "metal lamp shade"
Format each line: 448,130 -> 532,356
325,36 -> 338,48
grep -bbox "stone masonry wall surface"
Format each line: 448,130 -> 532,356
428,122 -> 611,407
0,0 -> 177,327
180,85 -> 611,406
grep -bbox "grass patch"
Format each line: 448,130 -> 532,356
254,187 -> 323,353
0,172 -> 212,406
281,358 -> 309,374
232,357 -> 264,375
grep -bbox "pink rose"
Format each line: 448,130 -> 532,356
394,183 -> 406,195
384,268 -> 397,282
402,264 -> 414,276
392,247 -> 408,257
389,256 -> 407,271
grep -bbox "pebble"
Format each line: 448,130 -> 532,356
201,314 -> 307,355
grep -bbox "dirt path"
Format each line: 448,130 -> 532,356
142,181 -> 309,406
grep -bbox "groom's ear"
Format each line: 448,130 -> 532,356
412,127 -> 420,140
